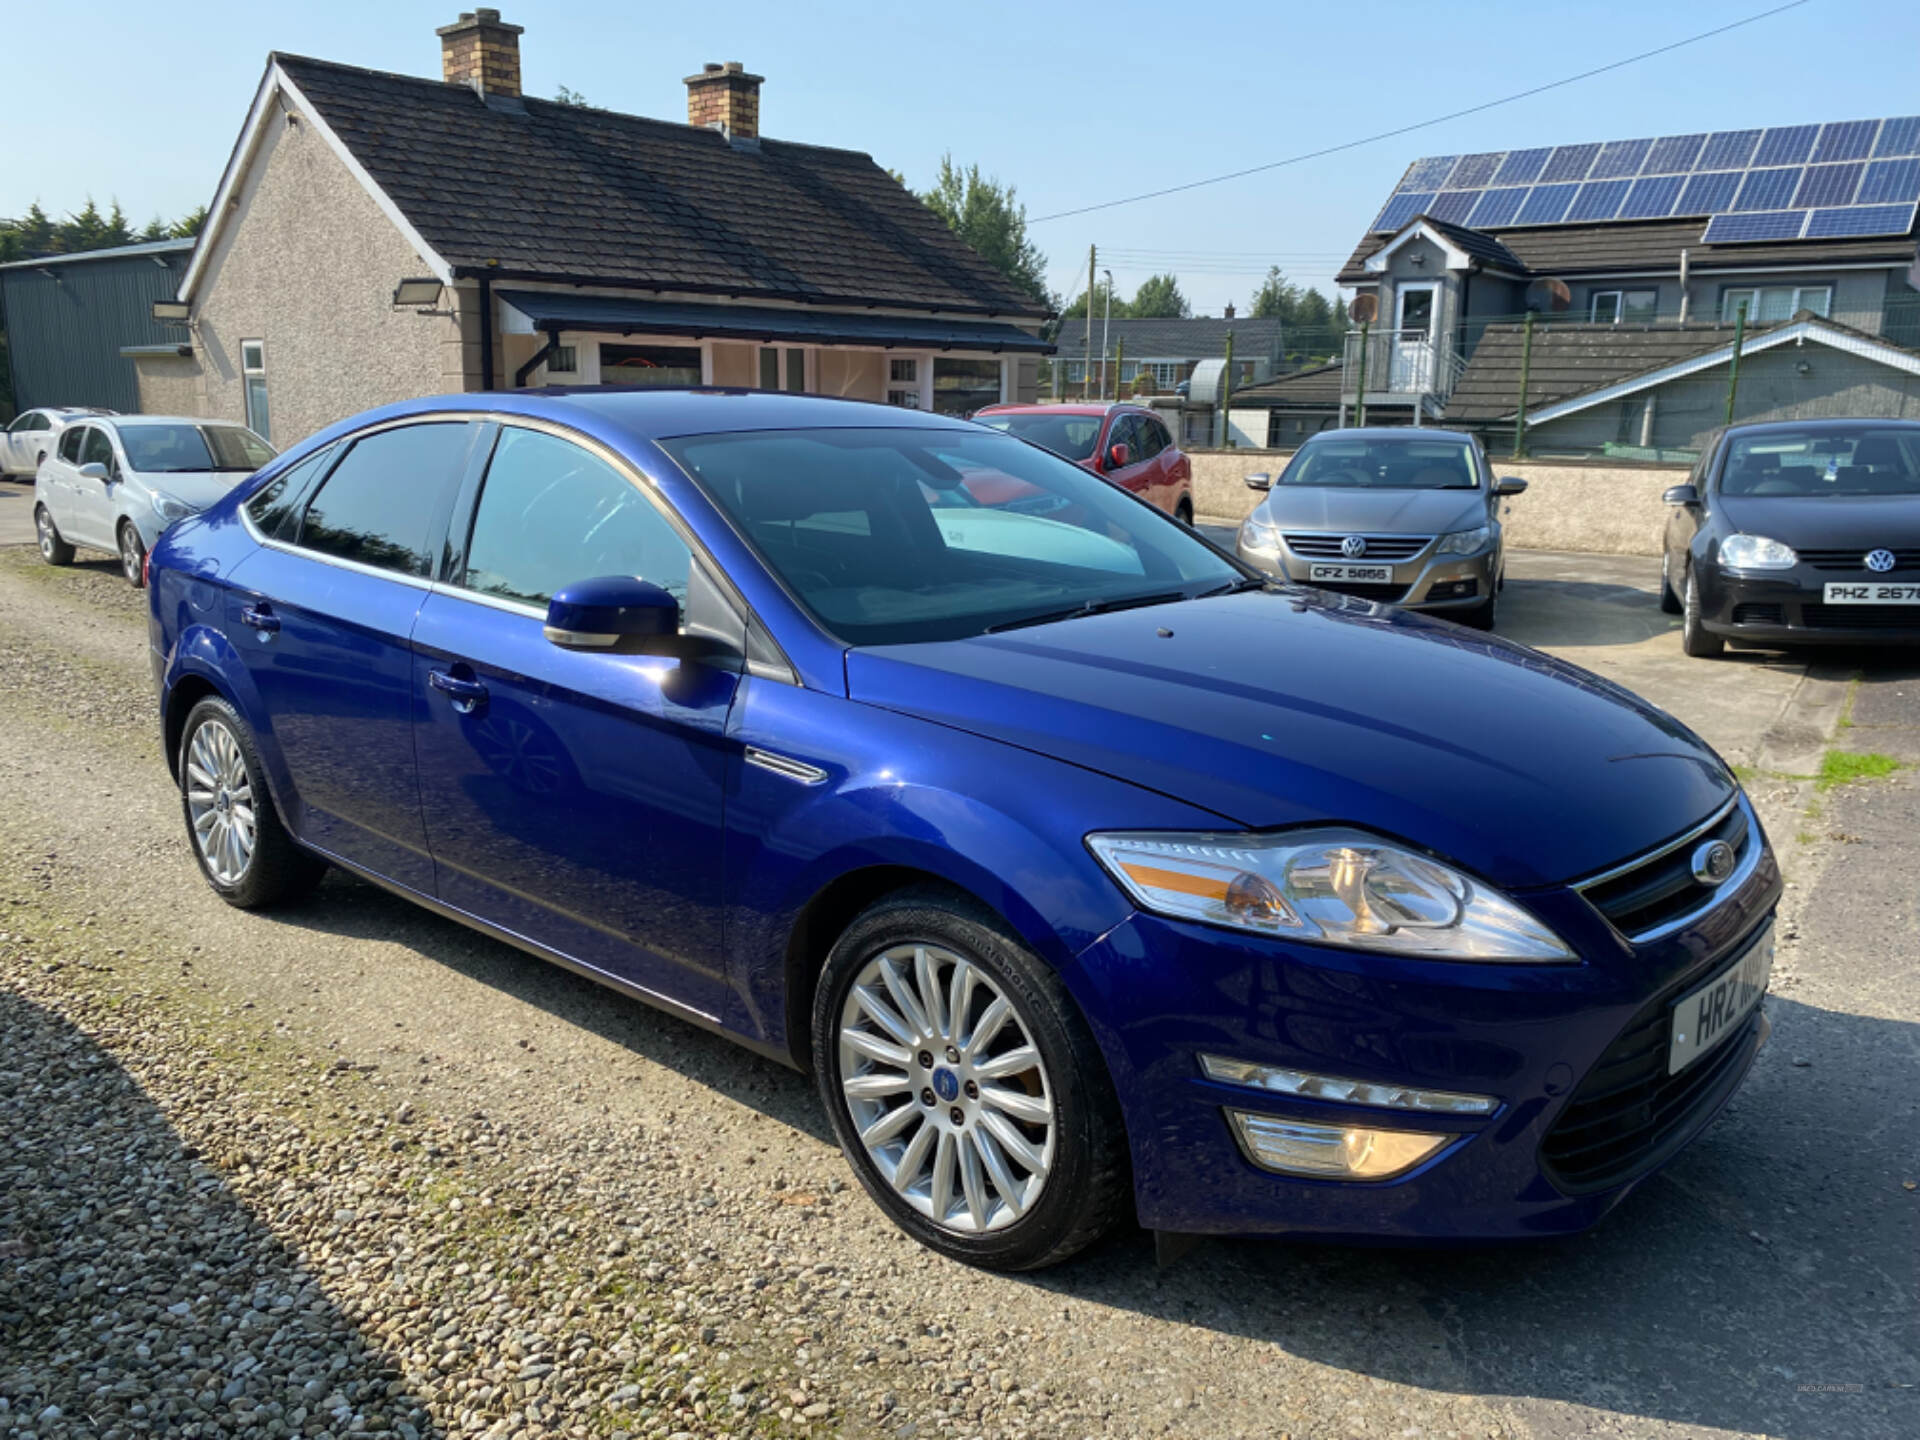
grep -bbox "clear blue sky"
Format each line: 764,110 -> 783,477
6,0 -> 1916,314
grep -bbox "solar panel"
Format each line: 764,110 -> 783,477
1803,203 -> 1919,239
1794,163 -> 1864,208
1860,158 -> 1920,205
1873,117 -> 1920,158
1813,120 -> 1877,163
1589,139 -> 1652,180
1754,125 -> 1818,167
1539,144 -> 1600,183
1620,174 -> 1686,220
1369,116 -> 1920,243
1702,210 -> 1807,243
1732,168 -> 1803,212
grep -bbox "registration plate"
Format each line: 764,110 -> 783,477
1309,563 -> 1393,583
1824,582 -> 1920,604
1668,923 -> 1773,1075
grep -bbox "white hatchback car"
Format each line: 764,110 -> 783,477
2,406 -> 117,479
34,416 -> 277,585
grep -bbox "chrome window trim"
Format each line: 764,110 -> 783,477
238,501 -> 435,591
1573,793 -> 1760,944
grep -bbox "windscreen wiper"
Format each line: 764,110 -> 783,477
985,590 -> 1190,634
1197,576 -> 1269,597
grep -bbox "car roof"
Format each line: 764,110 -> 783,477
977,402 -> 1132,417
1301,427 -> 1477,443
109,415 -> 252,428
1722,417 -> 1920,437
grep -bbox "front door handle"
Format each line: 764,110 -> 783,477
428,668 -> 489,714
239,602 -> 280,635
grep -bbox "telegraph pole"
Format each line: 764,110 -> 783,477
1084,244 -> 1096,401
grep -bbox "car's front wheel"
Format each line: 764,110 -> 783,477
179,695 -> 328,908
1659,551 -> 1683,614
813,889 -> 1130,1271
35,505 -> 74,566
119,521 -> 148,588
1681,565 -> 1724,658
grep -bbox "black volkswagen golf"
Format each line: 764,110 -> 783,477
1661,419 -> 1920,656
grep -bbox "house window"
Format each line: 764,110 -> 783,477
886,357 -> 922,409
758,347 -> 807,393
931,357 -> 1002,417
602,343 -> 703,386
241,341 -> 270,441
1591,289 -> 1659,324
1145,361 -> 1184,388
1720,285 -> 1832,324
548,345 -> 578,375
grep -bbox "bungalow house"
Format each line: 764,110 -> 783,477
145,9 -> 1051,444
1335,117 -> 1920,451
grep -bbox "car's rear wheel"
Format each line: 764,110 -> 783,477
119,521 -> 148,588
179,696 -> 327,908
1175,497 -> 1194,526
35,505 -> 74,566
1659,551 -> 1683,614
1681,566 -> 1724,658
813,888 -> 1130,1271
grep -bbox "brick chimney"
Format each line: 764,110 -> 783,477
1223,302 -> 1236,320
439,9 -> 523,98
685,62 -> 764,140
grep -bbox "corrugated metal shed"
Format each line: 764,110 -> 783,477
0,239 -> 194,412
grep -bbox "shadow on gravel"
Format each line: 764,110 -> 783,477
1025,992 -> 1919,1440
0,988 -> 440,1437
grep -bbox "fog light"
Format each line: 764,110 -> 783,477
1200,1054 -> 1498,1115
1228,1110 -> 1451,1180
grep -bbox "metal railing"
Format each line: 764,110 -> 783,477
1341,327 -> 1467,401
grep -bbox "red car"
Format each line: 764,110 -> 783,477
974,403 -> 1194,523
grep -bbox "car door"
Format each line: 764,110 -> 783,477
1101,414 -> 1153,501
41,424 -> 89,533
64,424 -> 125,549
224,419 -> 477,891
3,411 -> 42,475
1134,414 -> 1173,511
410,422 -> 740,1015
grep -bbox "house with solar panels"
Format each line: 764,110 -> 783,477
1334,116 -> 1920,453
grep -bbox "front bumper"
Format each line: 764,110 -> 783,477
1700,564 -> 1920,644
1071,829 -> 1781,1240
1235,531 -> 1496,611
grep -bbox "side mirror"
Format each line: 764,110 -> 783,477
1663,484 -> 1700,507
544,576 -> 681,654
1106,442 -> 1131,471
1494,477 -> 1528,496
78,462 -> 111,483
1244,472 -> 1272,491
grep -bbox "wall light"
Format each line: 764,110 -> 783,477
392,277 -> 445,309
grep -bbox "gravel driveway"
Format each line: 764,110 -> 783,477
1,545 -> 1913,1440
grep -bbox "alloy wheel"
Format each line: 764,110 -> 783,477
837,942 -> 1056,1234
37,509 -> 56,559
120,526 -> 143,584
185,718 -> 257,885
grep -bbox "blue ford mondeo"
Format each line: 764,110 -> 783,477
149,390 -> 1779,1270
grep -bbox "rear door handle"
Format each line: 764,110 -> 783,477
428,668 -> 489,714
239,602 -> 280,635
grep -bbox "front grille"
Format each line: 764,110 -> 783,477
1730,602 -> 1785,626
1308,581 -> 1407,602
1283,533 -> 1431,561
1800,603 -> 1920,630
1578,799 -> 1751,940
1541,949 -> 1766,1193
1798,547 -> 1920,572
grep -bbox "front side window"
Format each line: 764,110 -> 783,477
297,423 -> 471,578
1721,285 -> 1832,324
81,427 -> 117,472
241,341 -> 270,442
1719,426 -> 1920,496
8,412 -> 37,433
59,427 -> 86,464
661,426 -> 1237,646
1279,436 -> 1480,490
461,426 -> 691,609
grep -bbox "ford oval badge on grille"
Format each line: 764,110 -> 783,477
1691,839 -> 1737,886
1865,548 -> 1896,573
1341,535 -> 1368,558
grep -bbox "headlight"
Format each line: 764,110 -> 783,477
1086,829 -> 1574,961
1718,533 -> 1797,570
151,491 -> 194,523
1434,523 -> 1493,555
1239,513 -> 1280,551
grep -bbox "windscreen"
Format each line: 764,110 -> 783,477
1278,437 -> 1480,490
661,426 -> 1238,645
974,411 -> 1103,462
1719,427 -> 1920,496
119,424 -> 276,473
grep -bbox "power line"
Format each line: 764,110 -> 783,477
1029,0 -> 1814,225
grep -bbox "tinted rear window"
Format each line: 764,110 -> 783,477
297,423 -> 470,578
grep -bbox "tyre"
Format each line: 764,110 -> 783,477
1681,565 -> 1724,658
1459,594 -> 1496,630
118,521 -> 148,588
1174,497 -> 1194,526
35,505 -> 75,566
179,695 -> 328,908
813,888 -> 1130,1271
1659,551 -> 1683,614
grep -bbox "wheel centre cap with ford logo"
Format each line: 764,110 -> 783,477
1340,535 -> 1368,559
932,1068 -> 961,1102
1865,548 -> 1896,573
1691,839 -> 1737,886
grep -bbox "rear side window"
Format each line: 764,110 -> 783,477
1142,417 -> 1171,458
461,426 -> 692,609
297,423 -> 469,578
247,445 -> 336,540
59,427 -> 85,463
